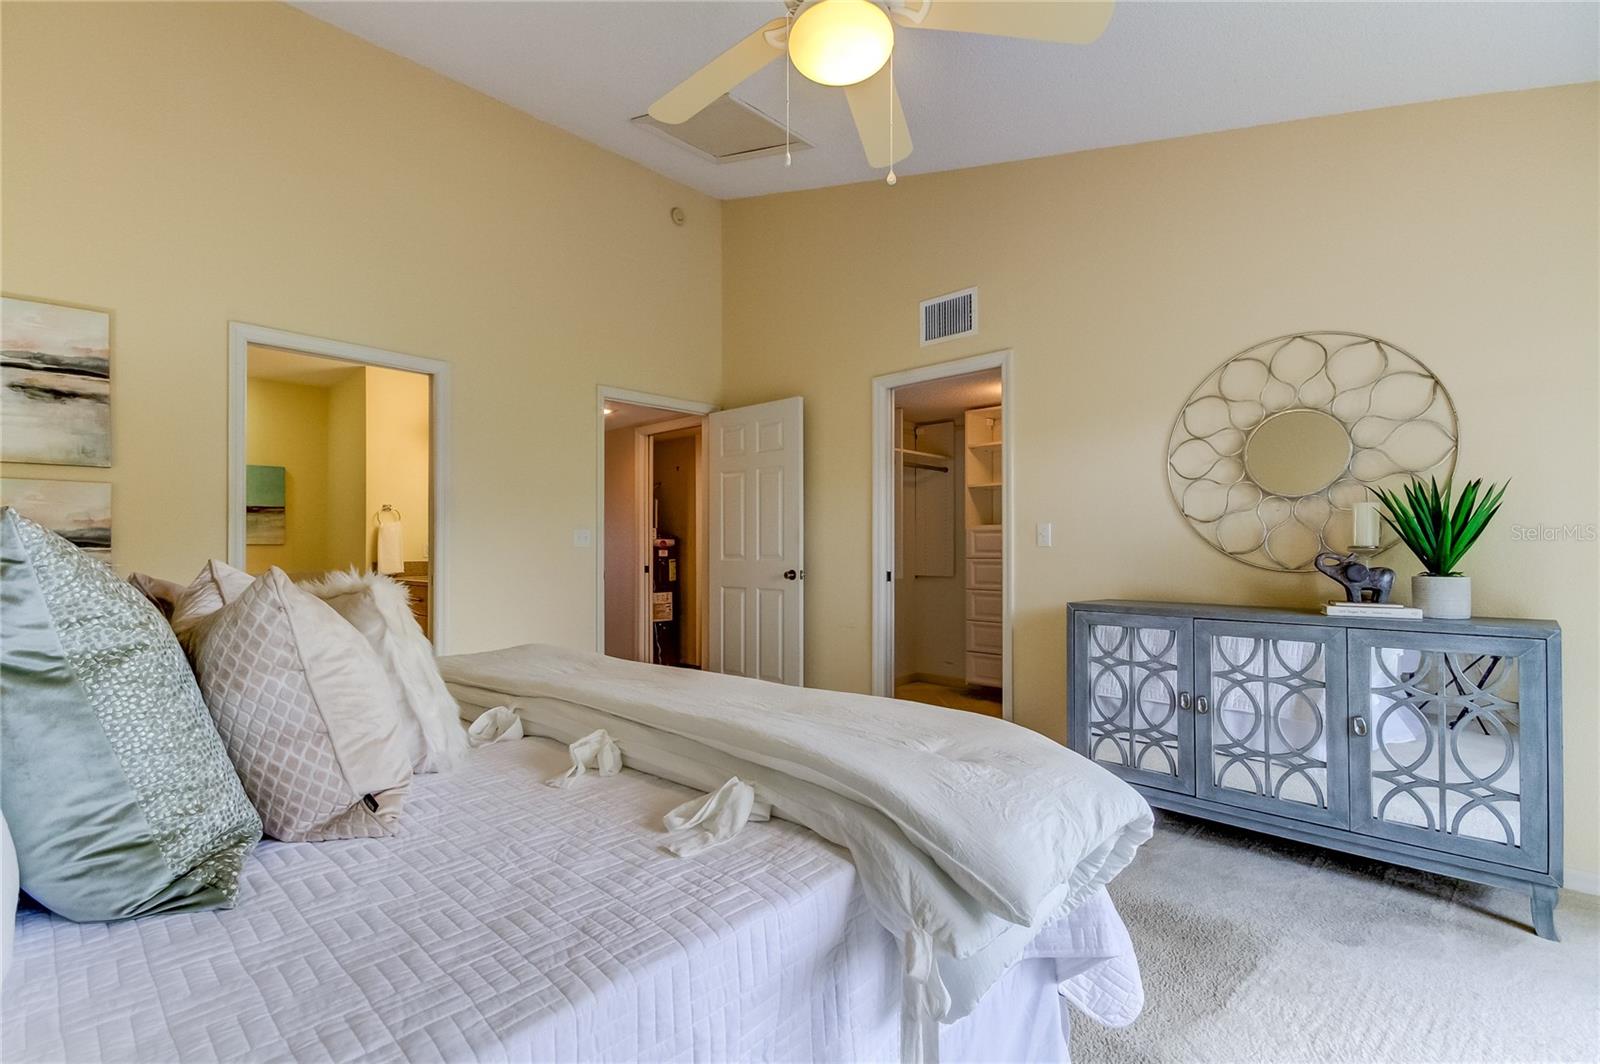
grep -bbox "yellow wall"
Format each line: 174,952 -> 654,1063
243,378 -> 332,575
363,365 -> 431,569
326,370 -> 369,573
0,1 -> 723,653
723,85 -> 1600,884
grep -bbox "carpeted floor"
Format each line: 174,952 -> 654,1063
1072,812 -> 1600,1063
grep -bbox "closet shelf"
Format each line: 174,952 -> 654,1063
968,440 -> 1003,451
968,481 -> 1003,490
897,447 -> 952,471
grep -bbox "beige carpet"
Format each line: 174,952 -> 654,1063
1072,812 -> 1599,1063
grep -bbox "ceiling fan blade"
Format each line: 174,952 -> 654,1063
843,64 -> 912,169
889,0 -> 1113,45
648,18 -> 787,124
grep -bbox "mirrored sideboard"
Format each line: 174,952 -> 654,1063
1067,600 -> 1563,938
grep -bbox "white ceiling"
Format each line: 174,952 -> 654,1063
294,1 -> 1597,200
604,399 -> 696,430
247,344 -> 365,387
895,368 -> 1001,422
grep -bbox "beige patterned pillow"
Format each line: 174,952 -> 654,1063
189,568 -> 412,841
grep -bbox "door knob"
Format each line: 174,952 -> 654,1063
1352,716 -> 1369,737
1177,692 -> 1192,711
783,569 -> 798,581
1195,694 -> 1210,715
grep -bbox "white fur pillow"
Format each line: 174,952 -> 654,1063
300,570 -> 467,773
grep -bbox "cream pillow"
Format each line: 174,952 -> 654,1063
170,559 -> 253,652
189,568 -> 412,841
300,569 -> 467,773
126,572 -> 185,620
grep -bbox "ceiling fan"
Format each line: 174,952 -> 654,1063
647,0 -> 1114,175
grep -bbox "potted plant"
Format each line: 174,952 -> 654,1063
1371,476 -> 1507,619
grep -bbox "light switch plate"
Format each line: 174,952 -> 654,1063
573,528 -> 593,547
1036,522 -> 1053,547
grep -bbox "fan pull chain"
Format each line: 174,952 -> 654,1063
885,50 -> 897,186
784,9 -> 792,167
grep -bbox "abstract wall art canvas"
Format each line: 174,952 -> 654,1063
246,464 -> 286,545
1,478 -> 112,558
1,297 -> 112,467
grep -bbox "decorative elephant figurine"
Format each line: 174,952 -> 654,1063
1314,551 -> 1396,604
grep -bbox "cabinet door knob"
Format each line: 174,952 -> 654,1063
1177,691 -> 1192,711
1195,694 -> 1210,715
1352,716 -> 1369,737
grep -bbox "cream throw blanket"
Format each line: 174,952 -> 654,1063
440,644 -> 1152,1061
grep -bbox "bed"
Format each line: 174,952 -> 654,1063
3,738 -> 1141,1063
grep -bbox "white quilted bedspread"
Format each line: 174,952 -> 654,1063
2,740 -> 1140,1063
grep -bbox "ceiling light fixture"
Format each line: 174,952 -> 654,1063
788,0 -> 894,87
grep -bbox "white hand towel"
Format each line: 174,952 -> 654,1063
377,521 -> 404,575
661,776 -> 770,857
546,729 -> 622,787
466,706 -> 523,747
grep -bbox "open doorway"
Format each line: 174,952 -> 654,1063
228,324 -> 449,645
872,352 -> 1011,719
601,396 -> 709,667
597,388 -> 807,685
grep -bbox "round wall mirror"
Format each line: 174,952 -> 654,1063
1166,332 -> 1458,571
1243,410 -> 1352,498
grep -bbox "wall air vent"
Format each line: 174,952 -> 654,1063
920,288 -> 977,346
632,96 -> 811,164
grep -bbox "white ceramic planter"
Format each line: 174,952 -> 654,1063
1412,574 -> 1472,619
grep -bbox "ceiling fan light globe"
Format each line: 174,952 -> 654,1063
788,0 -> 895,87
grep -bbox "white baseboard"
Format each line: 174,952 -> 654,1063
1563,868 -> 1600,897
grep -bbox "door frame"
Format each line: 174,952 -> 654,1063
227,322 -> 452,649
870,349 -> 1014,720
636,417 -> 706,666
594,386 -> 715,659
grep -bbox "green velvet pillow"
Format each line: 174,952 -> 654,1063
0,508 -> 262,921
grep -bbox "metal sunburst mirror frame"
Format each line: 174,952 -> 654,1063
1167,332 -> 1459,573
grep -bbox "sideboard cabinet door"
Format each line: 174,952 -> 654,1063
1347,631 -> 1548,871
1071,611 -> 1195,793
1195,621 -> 1349,827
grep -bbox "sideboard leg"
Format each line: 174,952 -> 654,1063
1531,885 -> 1560,940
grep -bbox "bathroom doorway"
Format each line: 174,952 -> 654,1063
228,324 -> 448,645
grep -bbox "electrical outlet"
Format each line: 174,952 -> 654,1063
573,528 -> 593,547
1036,522 -> 1053,548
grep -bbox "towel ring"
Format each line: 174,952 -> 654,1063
375,505 -> 402,527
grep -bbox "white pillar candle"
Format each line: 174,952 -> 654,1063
1352,501 -> 1381,549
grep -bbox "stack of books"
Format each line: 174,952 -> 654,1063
1323,601 -> 1423,619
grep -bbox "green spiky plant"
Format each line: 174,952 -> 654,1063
1370,476 -> 1508,577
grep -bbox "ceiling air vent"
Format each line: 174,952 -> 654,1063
920,288 -> 977,346
632,96 -> 810,164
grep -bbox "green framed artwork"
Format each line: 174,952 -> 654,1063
246,464 -> 286,545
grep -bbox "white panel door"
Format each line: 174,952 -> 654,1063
708,397 -> 804,685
